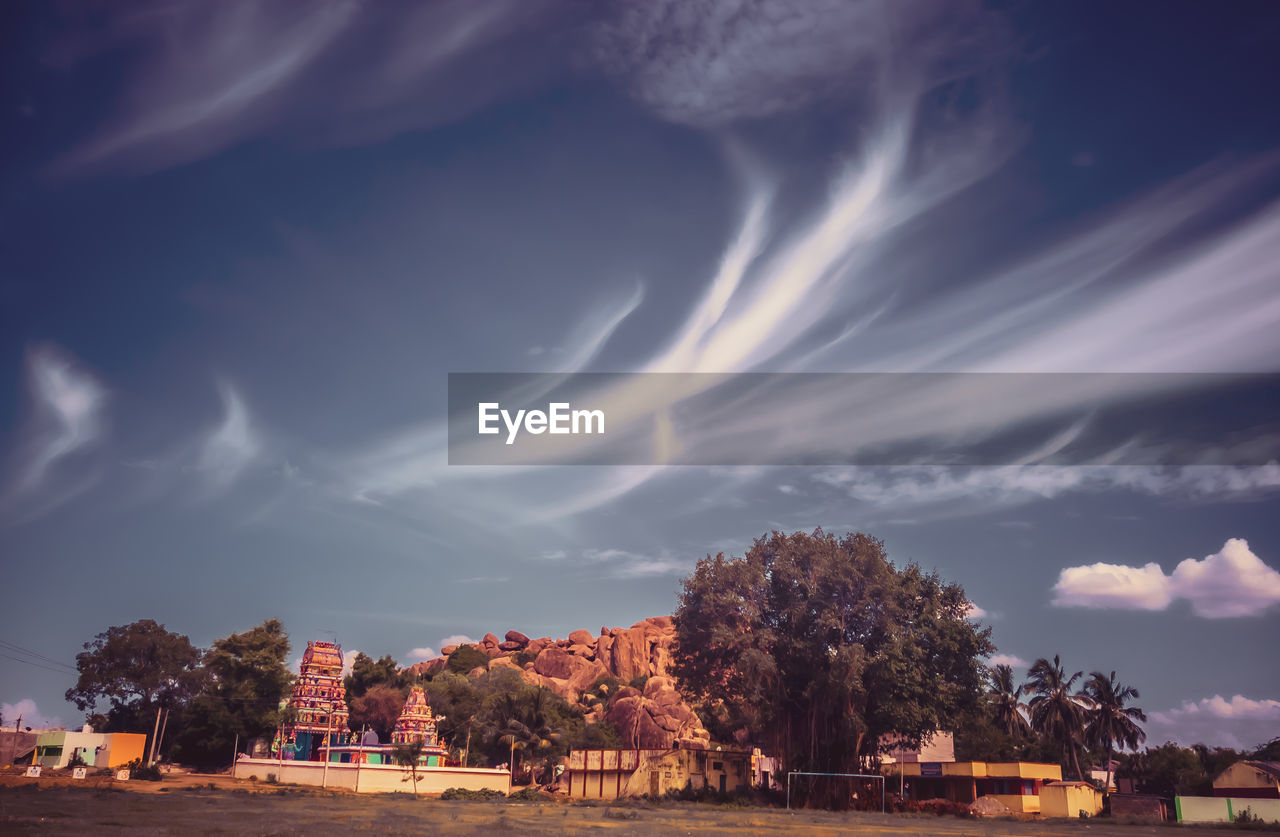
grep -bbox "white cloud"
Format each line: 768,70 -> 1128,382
778,484 -> 799,495
964,602 -> 988,620
438,635 -> 477,649
197,383 -> 261,490
406,647 -> 437,662
19,346 -> 107,490
1052,562 -> 1173,611
1148,695 -> 1280,750
342,649 -> 359,676
988,654 -> 1027,669
1052,538 -> 1280,618
2,698 -> 64,730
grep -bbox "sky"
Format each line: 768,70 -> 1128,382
2,0 -> 1279,751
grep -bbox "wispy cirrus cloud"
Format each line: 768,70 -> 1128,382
1052,538 -> 1280,618
196,383 -> 262,492
2,346 -> 108,520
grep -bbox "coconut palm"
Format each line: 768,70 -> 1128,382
1083,670 -> 1146,795
989,664 -> 1031,738
1025,655 -> 1088,780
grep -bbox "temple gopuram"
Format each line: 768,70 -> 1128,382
270,641 -> 448,766
272,640 -> 350,761
389,686 -> 448,764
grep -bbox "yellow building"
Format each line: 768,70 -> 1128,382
1040,781 -> 1104,818
885,760 -> 1062,814
1213,761 -> 1280,799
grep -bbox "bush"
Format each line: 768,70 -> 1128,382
440,787 -> 507,801
507,787 -> 544,801
447,645 -> 491,675
126,759 -> 163,781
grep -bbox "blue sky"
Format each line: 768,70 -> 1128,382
2,0 -> 1279,749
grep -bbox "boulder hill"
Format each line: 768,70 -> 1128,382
405,616 -> 712,750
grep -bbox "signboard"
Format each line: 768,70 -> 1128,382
920,762 -> 943,777
586,750 -> 602,771
72,767 -> 87,779
116,770 -> 130,781
602,750 -> 618,770
620,750 -> 639,771
568,751 -> 585,770
25,766 -> 41,778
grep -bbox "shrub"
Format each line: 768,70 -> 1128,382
126,759 -> 163,781
440,787 -> 507,801
508,787 -> 544,801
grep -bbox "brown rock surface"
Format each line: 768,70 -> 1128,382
568,629 -> 594,646
505,630 -> 530,645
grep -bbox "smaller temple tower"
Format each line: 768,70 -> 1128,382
391,686 -> 449,765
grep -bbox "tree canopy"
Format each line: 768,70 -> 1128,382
65,619 -> 203,733
673,529 -> 992,786
171,619 -> 293,767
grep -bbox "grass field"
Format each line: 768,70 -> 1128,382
0,777 -> 1267,836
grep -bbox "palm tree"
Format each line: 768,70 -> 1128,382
1025,655 -> 1088,781
989,664 -> 1031,738
1083,671 -> 1146,796
497,720 -> 531,783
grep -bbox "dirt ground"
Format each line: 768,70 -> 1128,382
0,773 -> 1265,837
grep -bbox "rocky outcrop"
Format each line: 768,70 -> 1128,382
406,616 -> 710,749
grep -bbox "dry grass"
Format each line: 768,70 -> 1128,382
0,777 -> 1259,836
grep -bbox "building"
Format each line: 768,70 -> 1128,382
233,639 -> 509,794
271,640 -> 350,762
885,760 -> 1062,814
879,731 -> 956,765
32,730 -> 146,769
564,745 -> 753,799
1213,761 -> 1280,799
1040,780 -> 1104,818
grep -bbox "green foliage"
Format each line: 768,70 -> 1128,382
673,529 -> 992,801
440,787 -> 507,801
507,786 -> 544,801
1254,737 -> 1280,761
1025,655 -> 1087,781
172,619 -> 293,768
392,739 -> 425,796
345,653 -> 405,700
627,674 -> 650,691
350,683 -> 409,742
513,650 -> 537,667
446,645 -> 491,676
1083,670 -> 1146,792
126,758 -> 163,781
1138,741 -> 1213,796
65,619 -> 203,733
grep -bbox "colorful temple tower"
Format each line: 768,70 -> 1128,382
391,686 -> 449,765
273,640 -> 350,761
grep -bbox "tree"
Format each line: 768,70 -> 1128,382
172,619 -> 293,768
66,620 -> 202,734
344,653 -> 404,701
350,683 -> 408,743
392,739 -> 425,797
446,645 -> 490,676
990,664 -> 1031,738
1083,670 -> 1146,795
673,529 -> 992,807
1025,655 -> 1087,781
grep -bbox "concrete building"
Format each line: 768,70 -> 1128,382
1213,761 -> 1280,799
32,730 -> 146,769
885,760 -> 1062,814
564,746 -> 753,799
1040,780 -> 1104,818
232,755 -> 511,795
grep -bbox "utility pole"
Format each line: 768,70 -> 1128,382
232,733 -> 238,770
155,709 -> 170,766
148,707 -> 163,766
320,711 -> 334,789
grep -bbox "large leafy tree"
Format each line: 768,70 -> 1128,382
350,683 -> 408,743
673,529 -> 992,805
66,619 -> 203,733
990,664 -> 1031,738
344,653 -> 405,700
1025,655 -> 1087,781
172,619 -> 293,767
1083,670 -> 1146,795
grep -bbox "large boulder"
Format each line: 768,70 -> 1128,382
505,630 -> 530,645
609,626 -> 650,683
568,629 -> 595,646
